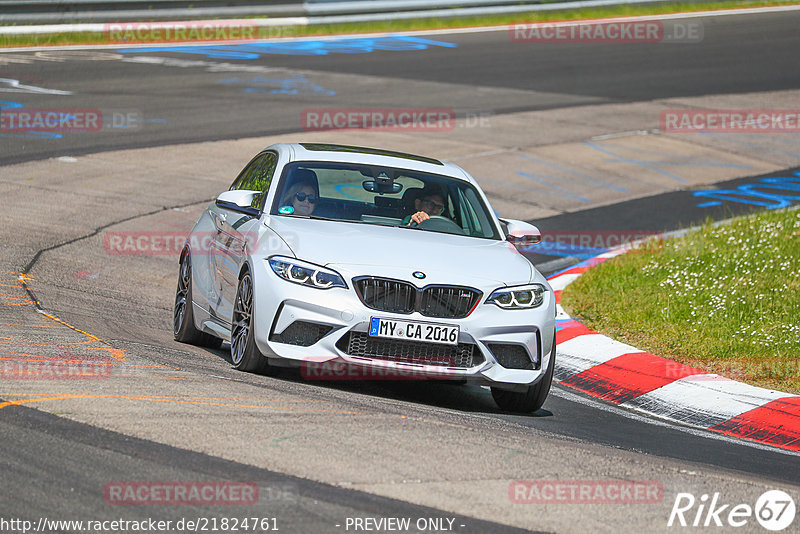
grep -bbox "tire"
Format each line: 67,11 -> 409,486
230,270 -> 275,374
491,336 -> 556,413
174,252 -> 223,349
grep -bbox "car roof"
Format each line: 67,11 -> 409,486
267,143 -> 475,184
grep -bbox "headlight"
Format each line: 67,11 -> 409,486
486,284 -> 546,309
268,257 -> 346,289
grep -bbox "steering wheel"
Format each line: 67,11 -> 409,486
415,215 -> 465,235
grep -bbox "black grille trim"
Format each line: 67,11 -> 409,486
354,277 -> 416,314
354,277 -> 482,319
488,343 -> 538,370
336,332 -> 484,368
270,321 -> 333,347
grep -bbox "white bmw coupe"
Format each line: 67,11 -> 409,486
174,143 -> 556,412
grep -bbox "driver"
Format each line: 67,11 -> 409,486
404,185 -> 447,226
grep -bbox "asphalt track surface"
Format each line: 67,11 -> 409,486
1,9 -> 800,165
2,9 -> 800,534
0,403 -> 533,534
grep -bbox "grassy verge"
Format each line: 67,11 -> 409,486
1,0 -> 798,48
561,207 -> 800,394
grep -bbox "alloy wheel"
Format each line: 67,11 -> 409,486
231,273 -> 253,365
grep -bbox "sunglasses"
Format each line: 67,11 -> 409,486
295,192 -> 318,203
422,199 -> 445,212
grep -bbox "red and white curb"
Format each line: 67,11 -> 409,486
546,248 -> 800,452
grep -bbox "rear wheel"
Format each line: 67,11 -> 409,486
174,253 -> 222,348
491,336 -> 556,413
230,271 -> 275,374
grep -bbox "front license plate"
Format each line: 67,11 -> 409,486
369,317 -> 459,346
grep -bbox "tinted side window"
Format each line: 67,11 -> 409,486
229,155 -> 263,191
229,152 -> 278,209
247,152 -> 278,209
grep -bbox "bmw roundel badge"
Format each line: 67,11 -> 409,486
412,271 -> 426,279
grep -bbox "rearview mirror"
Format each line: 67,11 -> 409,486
501,218 -> 542,250
362,180 -> 403,195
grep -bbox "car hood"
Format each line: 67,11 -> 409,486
267,216 -> 533,287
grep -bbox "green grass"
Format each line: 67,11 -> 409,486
1,0 -> 798,48
561,208 -> 800,394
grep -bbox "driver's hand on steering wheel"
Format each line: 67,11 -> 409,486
408,211 -> 430,225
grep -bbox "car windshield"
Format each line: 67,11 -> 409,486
270,161 -> 501,239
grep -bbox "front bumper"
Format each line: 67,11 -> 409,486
251,261 -> 556,391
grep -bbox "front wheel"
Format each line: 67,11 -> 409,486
491,336 -> 556,413
230,271 -> 275,374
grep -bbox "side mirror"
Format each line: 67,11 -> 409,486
501,218 -> 542,249
216,190 -> 260,216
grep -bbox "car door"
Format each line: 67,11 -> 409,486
214,151 -> 278,324
206,154 -> 263,323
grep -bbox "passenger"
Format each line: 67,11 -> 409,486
280,170 -> 319,216
403,185 -> 447,226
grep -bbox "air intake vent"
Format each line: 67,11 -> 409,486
336,332 -> 483,368
488,343 -> 537,370
270,321 -> 332,347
